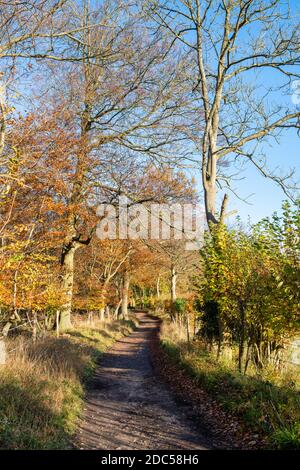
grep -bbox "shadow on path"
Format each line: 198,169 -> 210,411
75,312 -> 211,450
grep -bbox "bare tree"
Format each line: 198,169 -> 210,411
0,0 -> 107,199
146,0 -> 300,226
78,239 -> 133,319
50,0 -> 196,329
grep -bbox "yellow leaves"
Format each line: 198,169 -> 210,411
74,296 -> 105,312
198,213 -> 300,347
0,230 -> 61,311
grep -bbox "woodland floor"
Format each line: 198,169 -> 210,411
74,312 -> 211,450
74,311 -> 263,450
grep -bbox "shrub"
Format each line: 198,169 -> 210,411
160,321 -> 300,449
172,298 -> 187,315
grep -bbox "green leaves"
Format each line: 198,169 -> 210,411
196,200 -> 300,367
172,298 -> 187,314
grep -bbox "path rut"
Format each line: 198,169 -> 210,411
75,312 -> 211,450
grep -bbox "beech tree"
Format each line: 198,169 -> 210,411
0,109 -> 73,331
146,0 -> 300,226
75,239 -> 133,319
39,0 -> 196,330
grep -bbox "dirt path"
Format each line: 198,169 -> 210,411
75,312 -> 211,450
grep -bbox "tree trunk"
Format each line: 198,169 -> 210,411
114,299 -> 122,319
99,281 -> 109,321
58,47 -> 93,330
56,310 -> 60,337
99,307 -> 105,321
244,341 -> 252,375
60,245 -> 76,331
88,311 -> 94,325
204,182 -> 218,226
217,315 -> 224,360
0,339 -> 6,365
156,275 -> 161,299
238,302 -> 246,373
121,270 -> 130,320
171,264 -> 177,304
13,270 -> 18,317
186,315 -> 190,343
32,310 -> 37,343
105,305 -> 110,320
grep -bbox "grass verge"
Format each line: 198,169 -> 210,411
160,322 -> 300,450
0,316 -> 138,449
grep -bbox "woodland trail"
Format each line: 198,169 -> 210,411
75,312 -> 211,450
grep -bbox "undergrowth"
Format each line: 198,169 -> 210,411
160,321 -> 300,450
0,316 -> 137,449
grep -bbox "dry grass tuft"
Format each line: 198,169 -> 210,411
161,320 -> 300,449
0,316 -> 137,449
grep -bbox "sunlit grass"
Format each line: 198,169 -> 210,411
0,316 -> 137,449
160,321 -> 300,449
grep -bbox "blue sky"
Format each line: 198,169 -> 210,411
229,0 -> 300,223
4,0 -> 299,225
224,128 -> 299,224
193,0 -> 300,223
